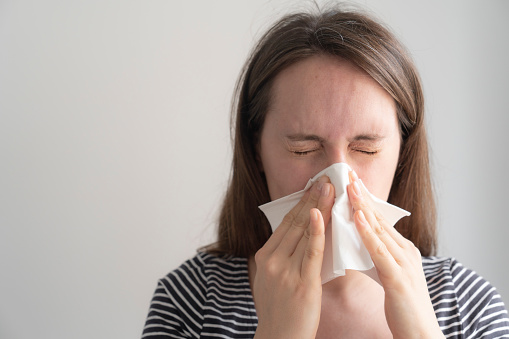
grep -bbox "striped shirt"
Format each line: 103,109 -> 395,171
142,252 -> 509,338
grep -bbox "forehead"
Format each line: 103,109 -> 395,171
266,55 -> 398,138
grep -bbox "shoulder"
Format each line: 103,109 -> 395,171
158,251 -> 250,301
143,252 -> 256,338
162,251 -> 250,289
422,256 -> 509,338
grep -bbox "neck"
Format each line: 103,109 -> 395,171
248,256 -> 380,297
322,269 -> 382,299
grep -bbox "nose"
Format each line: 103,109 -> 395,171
326,146 -> 347,167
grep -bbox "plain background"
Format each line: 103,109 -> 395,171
1,0 -> 508,338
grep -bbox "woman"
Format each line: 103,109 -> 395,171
142,6 -> 509,338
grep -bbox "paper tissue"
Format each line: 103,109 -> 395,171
259,163 -> 410,284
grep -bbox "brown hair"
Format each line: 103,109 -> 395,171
207,5 -> 436,257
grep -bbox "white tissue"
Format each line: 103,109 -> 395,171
258,163 -> 410,284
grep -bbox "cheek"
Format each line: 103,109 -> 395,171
353,157 -> 399,201
263,157 -> 316,200
260,141 -> 316,200
359,172 -> 394,201
259,123 -> 319,200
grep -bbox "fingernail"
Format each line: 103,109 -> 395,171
353,180 -> 362,197
321,183 -> 330,197
316,176 -> 328,192
311,208 -> 319,222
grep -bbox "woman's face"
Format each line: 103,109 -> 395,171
259,55 -> 401,201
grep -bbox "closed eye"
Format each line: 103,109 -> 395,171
292,149 -> 318,156
357,149 -> 379,155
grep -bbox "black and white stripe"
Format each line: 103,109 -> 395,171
423,257 -> 509,338
143,252 -> 509,338
143,253 -> 257,339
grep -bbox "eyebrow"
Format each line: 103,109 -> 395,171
285,133 -> 385,142
285,134 -> 325,142
349,134 -> 386,142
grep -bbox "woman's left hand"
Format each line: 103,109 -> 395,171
347,170 -> 444,339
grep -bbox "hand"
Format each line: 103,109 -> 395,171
252,176 -> 335,339
347,171 -> 444,339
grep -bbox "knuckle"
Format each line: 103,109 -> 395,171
373,223 -> 385,236
375,242 -> 389,256
282,212 -> 295,226
357,199 -> 370,211
292,213 -> 308,228
254,248 -> 266,264
264,257 -> 280,276
360,228 -> 372,240
361,224 -> 374,238
305,247 -> 323,259
308,187 -> 320,204
373,209 -> 386,223
304,227 -> 311,239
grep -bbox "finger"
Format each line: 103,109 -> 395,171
354,210 -> 399,278
356,178 -> 409,248
275,176 -> 330,256
378,213 -> 409,249
347,178 -> 403,259
315,182 -> 335,227
300,208 -> 325,282
290,181 -> 333,272
291,202 -> 329,272
262,189 -> 312,254
286,180 -> 334,257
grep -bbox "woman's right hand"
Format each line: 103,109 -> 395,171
252,176 -> 335,339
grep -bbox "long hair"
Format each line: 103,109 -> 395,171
207,6 -> 436,257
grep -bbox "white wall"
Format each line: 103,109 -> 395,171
1,1 -> 507,338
